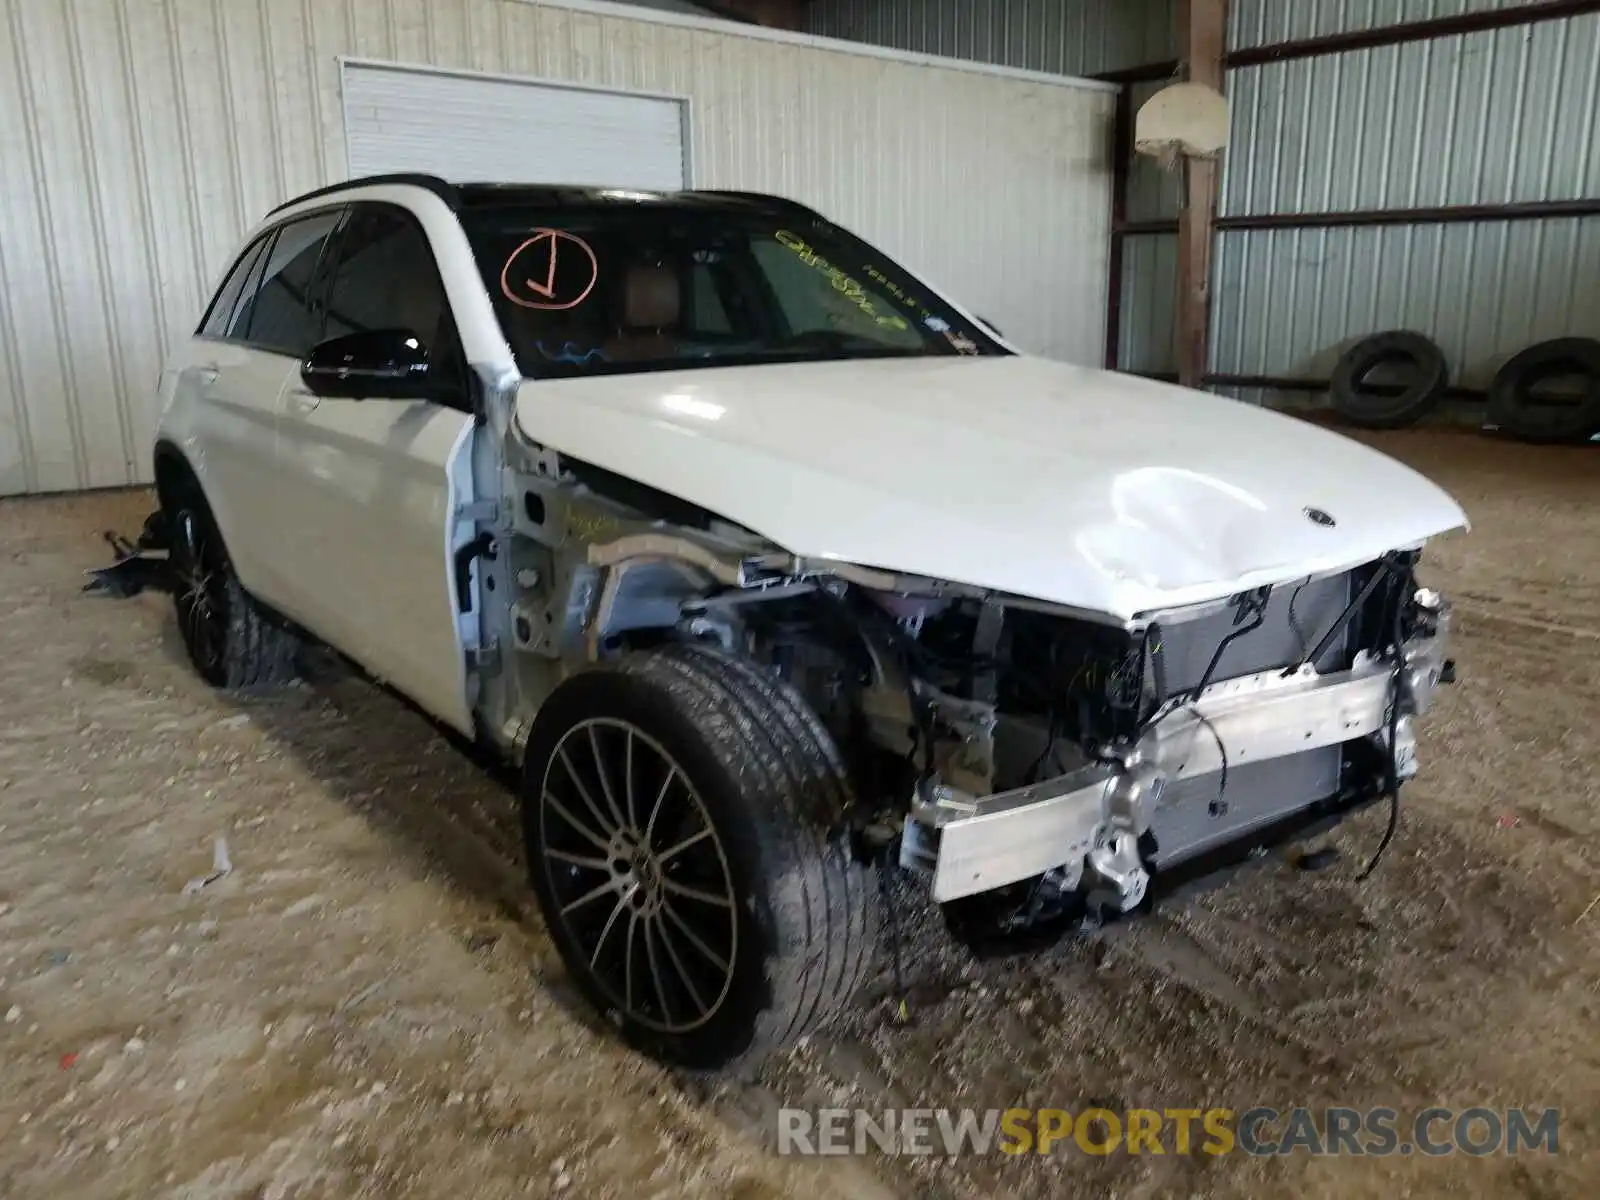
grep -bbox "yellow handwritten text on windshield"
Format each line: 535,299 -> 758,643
774,230 -> 910,332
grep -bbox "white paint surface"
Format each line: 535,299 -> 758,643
514,355 -> 1468,619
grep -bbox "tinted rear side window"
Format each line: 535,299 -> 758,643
198,234 -> 271,339
222,232 -> 276,341
235,210 -> 342,357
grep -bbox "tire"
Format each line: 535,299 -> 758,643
521,644 -> 877,1070
165,491 -> 299,690
1486,337 -> 1600,444
1330,331 -> 1448,429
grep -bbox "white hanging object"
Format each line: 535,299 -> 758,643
1135,82 -> 1230,168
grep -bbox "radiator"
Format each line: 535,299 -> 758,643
1144,568 -> 1357,866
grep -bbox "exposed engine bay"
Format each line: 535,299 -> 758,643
485,471 -> 1456,933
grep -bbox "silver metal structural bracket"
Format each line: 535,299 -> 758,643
926,615 -> 1450,905
1139,660 -> 1393,781
1401,597 -> 1452,716
925,766 -> 1113,902
455,498 -> 500,525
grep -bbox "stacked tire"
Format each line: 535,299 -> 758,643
1486,337 -> 1600,444
1329,331 -> 1449,429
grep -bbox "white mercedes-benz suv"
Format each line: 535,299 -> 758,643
135,175 -> 1463,1069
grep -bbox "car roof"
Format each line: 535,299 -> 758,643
268,173 -> 815,219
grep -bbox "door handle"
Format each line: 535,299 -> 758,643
286,387 -> 321,413
195,367 -> 220,386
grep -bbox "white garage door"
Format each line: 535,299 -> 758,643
340,61 -> 688,190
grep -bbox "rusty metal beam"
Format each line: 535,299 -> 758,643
1118,196 -> 1600,236
1228,0 -> 1600,68
1093,60 -> 1181,85
1099,0 -> 1600,83
1136,371 -> 1489,403
1217,198 -> 1600,230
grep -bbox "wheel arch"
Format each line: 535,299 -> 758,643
153,438 -> 252,595
153,440 -> 201,511
152,440 -> 241,571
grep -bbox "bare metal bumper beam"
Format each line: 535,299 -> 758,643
926,618 -> 1449,903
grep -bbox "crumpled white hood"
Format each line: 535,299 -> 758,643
513,355 -> 1467,620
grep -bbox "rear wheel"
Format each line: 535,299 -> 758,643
165,493 -> 299,690
521,645 -> 877,1070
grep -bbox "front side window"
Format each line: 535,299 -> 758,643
321,204 -> 469,408
235,209 -> 342,357
462,203 -> 1006,379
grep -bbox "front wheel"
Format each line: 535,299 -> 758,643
521,645 -> 877,1070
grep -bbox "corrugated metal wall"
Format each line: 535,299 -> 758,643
1231,0 -> 1542,48
807,0 -> 1177,76
807,0 -> 1183,375
810,0 -> 1600,409
0,0 -> 1112,496
1213,7 -> 1600,403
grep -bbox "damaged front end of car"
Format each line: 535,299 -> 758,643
891,560 -> 1455,929
484,463 -> 1455,933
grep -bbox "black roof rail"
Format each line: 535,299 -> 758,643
695,189 -> 824,217
697,188 -> 805,206
268,173 -> 458,215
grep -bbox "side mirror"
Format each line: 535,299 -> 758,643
301,329 -> 431,400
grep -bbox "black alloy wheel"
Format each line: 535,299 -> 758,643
521,648 -> 878,1070
535,716 -> 739,1034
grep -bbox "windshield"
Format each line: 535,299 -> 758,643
462,201 -> 1007,379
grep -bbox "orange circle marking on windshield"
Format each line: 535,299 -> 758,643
500,229 -> 598,310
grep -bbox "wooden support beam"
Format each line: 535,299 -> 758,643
1176,0 -> 1226,389
1104,86 -> 1134,369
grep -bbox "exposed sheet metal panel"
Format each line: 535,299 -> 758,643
1230,0 -> 1532,50
1119,233 -> 1179,375
1211,216 -> 1600,388
1223,15 -> 1600,216
0,0 -> 1111,495
1213,9 -> 1600,404
806,0 -> 1178,77
803,1 -> 1177,380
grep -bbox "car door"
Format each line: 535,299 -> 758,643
273,202 -> 476,733
183,210 -> 344,610
170,231 -> 276,586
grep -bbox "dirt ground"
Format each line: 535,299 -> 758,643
0,428 -> 1596,1199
